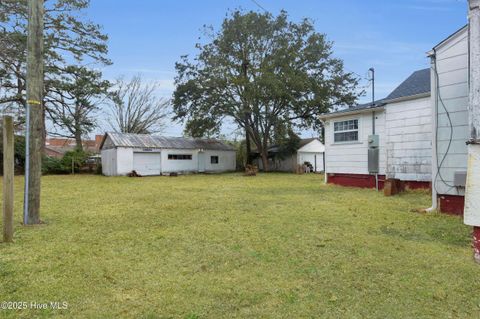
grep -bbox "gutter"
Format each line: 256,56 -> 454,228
319,105 -> 385,120
383,92 -> 431,104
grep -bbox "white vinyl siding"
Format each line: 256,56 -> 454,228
385,97 -> 432,181
432,27 -> 469,195
325,111 -> 386,175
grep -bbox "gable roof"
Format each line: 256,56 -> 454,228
100,132 -> 235,151
431,24 -> 468,51
320,67 -> 431,119
385,68 -> 431,101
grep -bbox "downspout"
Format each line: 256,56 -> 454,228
426,50 -> 438,212
369,67 -> 379,191
321,122 -> 328,184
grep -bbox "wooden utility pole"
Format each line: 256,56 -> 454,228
24,0 -> 44,225
3,116 -> 14,243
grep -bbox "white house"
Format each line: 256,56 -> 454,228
319,69 -> 432,189
427,25 -> 469,215
255,138 -> 325,172
100,132 -> 236,176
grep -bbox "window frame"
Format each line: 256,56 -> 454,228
210,155 -> 219,164
168,154 -> 193,160
333,118 -> 360,144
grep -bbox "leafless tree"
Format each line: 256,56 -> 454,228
107,75 -> 169,134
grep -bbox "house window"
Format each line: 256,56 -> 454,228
334,119 -> 359,143
211,156 -> 219,164
168,154 -> 192,160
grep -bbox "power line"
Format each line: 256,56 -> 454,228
250,0 -> 269,13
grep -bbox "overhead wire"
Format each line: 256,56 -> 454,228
432,49 -> 456,193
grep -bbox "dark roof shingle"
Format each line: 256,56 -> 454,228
385,68 -> 431,101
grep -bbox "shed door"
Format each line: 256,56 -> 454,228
133,152 -> 161,176
198,152 -> 205,172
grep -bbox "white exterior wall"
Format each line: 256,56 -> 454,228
385,96 -> 432,181
203,150 -> 236,172
160,149 -> 199,173
297,152 -> 324,172
117,147 -> 134,175
101,149 -> 117,176
101,146 -> 235,176
432,27 -> 469,195
297,139 -> 325,172
324,110 -> 386,175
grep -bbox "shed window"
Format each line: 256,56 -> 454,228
168,154 -> 192,160
211,156 -> 219,164
334,119 -> 359,143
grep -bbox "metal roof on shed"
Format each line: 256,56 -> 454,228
100,132 -> 235,151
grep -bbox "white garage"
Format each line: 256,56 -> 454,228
100,132 -> 236,176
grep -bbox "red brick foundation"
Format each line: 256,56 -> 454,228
403,180 -> 431,190
327,173 -> 385,189
327,173 -> 432,191
438,194 -> 465,216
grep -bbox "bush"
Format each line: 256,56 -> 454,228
42,149 -> 90,175
42,156 -> 67,175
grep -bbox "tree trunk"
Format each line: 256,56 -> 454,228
261,149 -> 269,172
74,128 -> 83,151
245,126 -> 252,165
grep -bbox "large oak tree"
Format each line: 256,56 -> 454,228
173,10 -> 360,170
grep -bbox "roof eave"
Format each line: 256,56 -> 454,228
384,92 -> 431,104
319,105 -> 385,120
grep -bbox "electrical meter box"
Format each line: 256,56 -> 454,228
368,148 -> 379,173
368,134 -> 379,148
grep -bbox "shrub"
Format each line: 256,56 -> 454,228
42,149 -> 90,175
42,156 -> 67,175
61,149 -> 90,173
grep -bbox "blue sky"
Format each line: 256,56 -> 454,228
86,0 -> 468,137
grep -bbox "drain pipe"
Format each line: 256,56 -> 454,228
465,0 -> 480,263
426,51 -> 438,212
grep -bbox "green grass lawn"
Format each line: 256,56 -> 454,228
0,173 -> 479,318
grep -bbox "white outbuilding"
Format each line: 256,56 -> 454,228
100,132 -> 236,176
255,138 -> 325,172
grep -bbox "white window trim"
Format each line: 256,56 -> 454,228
332,118 -> 360,144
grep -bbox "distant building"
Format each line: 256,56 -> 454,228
254,138 -> 325,172
44,135 -> 103,158
100,132 -> 236,176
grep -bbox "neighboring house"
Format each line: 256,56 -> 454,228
45,135 -> 103,158
255,138 -> 325,172
100,132 -> 236,176
319,68 -> 432,189
428,25 -> 469,215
